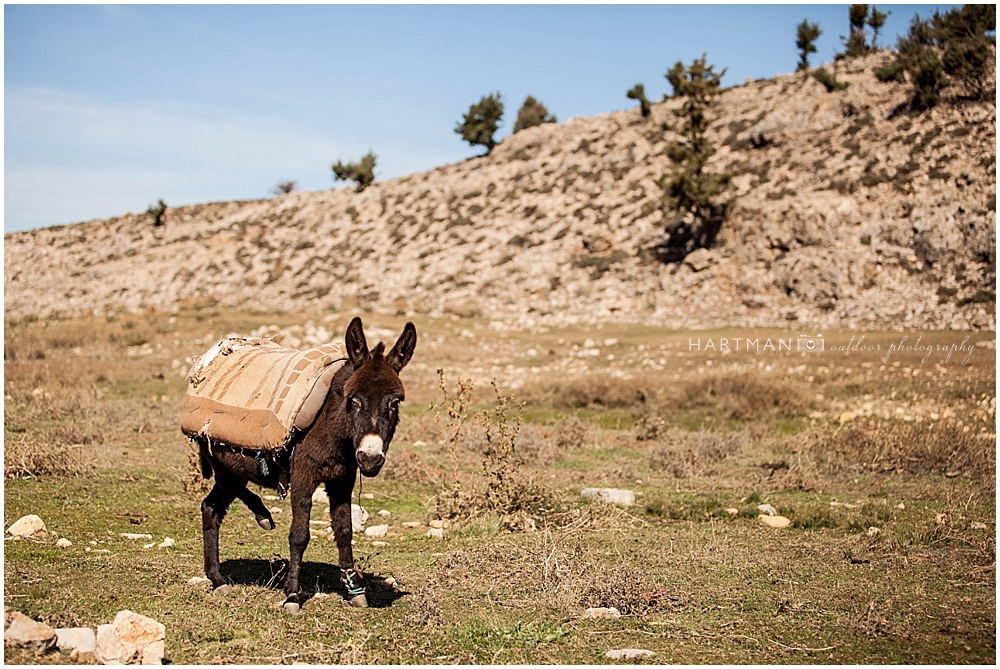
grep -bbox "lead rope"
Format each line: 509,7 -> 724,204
342,465 -> 365,599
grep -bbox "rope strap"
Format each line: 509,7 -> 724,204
341,568 -> 366,598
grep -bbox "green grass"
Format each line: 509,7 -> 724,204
3,311 -> 995,664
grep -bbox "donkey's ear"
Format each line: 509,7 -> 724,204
387,322 -> 417,373
345,316 -> 369,369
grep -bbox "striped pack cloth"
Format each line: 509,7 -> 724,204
181,337 -> 348,452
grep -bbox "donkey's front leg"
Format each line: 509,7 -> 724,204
329,481 -> 368,607
282,483 -> 313,614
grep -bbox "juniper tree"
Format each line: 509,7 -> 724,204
146,199 -> 167,227
271,180 -> 297,196
332,151 -> 377,192
886,4 -> 996,110
455,93 -> 504,153
796,20 -> 822,71
626,83 -> 652,118
841,4 -> 871,58
513,96 -> 556,133
655,54 -> 731,263
868,7 -> 889,49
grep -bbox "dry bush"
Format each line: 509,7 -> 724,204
4,434 -> 93,479
431,373 -> 557,529
182,442 -> 213,495
380,449 -> 441,485
523,373 -> 659,409
680,372 -> 806,420
650,429 -> 746,478
811,418 -> 996,477
515,423 -> 561,466
554,416 -> 590,449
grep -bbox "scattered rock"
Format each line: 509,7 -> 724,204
364,524 -> 388,539
426,528 -> 444,540
371,541 -> 388,547
157,538 -> 175,549
4,611 -> 57,653
377,509 -> 391,517
935,513 -> 949,526
351,504 -> 369,532
311,489 -> 329,504
758,515 -> 791,529
120,533 -> 153,541
756,503 -> 778,516
895,502 -> 905,510
95,610 -> 165,665
382,576 -> 397,588
361,493 -> 375,500
56,627 -> 96,660
839,411 -> 856,424
581,488 -> 635,506
584,607 -> 621,619
429,519 -> 445,529
970,521 -> 988,530
724,508 -> 739,516
7,515 -> 46,538
187,577 -> 212,586
867,527 -> 881,537
56,538 -> 72,548
401,521 -> 422,529
606,648 -> 656,660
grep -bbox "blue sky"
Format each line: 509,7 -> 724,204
5,3 -> 958,232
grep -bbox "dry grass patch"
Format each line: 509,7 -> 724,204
521,372 -> 662,409
680,372 -> 807,420
811,418 -> 996,477
649,428 -> 748,478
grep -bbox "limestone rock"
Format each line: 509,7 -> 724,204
756,503 -> 778,516
426,528 -> 444,540
351,505 -> 369,532
4,611 -> 57,653
758,515 -> 791,528
581,488 -> 635,506
7,515 -> 46,538
95,610 -> 165,665
56,537 -> 73,548
364,524 -> 388,538
606,648 -> 656,660
56,627 -> 96,658
583,607 -> 621,619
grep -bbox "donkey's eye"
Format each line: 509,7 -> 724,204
350,396 -> 363,412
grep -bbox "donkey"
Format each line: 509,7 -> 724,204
195,317 -> 417,613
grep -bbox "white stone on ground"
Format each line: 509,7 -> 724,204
56,538 -> 72,548
756,503 -> 778,516
94,610 -> 165,665
581,488 -> 635,506
426,528 -> 444,540
758,515 -> 791,528
606,648 -> 656,660
364,524 -> 388,538
584,607 -> 621,619
352,505 -> 369,532
4,610 -> 57,653
7,515 -> 46,538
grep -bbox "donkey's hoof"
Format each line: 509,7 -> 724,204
256,515 -> 276,531
282,601 -> 301,615
212,584 -> 232,596
348,593 -> 369,608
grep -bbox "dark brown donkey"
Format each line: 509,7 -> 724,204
195,317 -> 416,613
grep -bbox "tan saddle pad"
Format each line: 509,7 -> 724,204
181,337 -> 348,452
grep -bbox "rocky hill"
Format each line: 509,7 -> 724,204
5,53 -> 996,331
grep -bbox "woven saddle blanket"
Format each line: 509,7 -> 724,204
181,337 -> 348,452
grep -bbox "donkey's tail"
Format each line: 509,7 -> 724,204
198,438 -> 214,479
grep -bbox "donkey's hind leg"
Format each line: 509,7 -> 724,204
235,487 -> 276,530
202,483 -> 237,593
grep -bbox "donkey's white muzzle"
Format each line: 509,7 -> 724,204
356,434 -> 385,475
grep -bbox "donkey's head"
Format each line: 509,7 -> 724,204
342,317 -> 417,477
